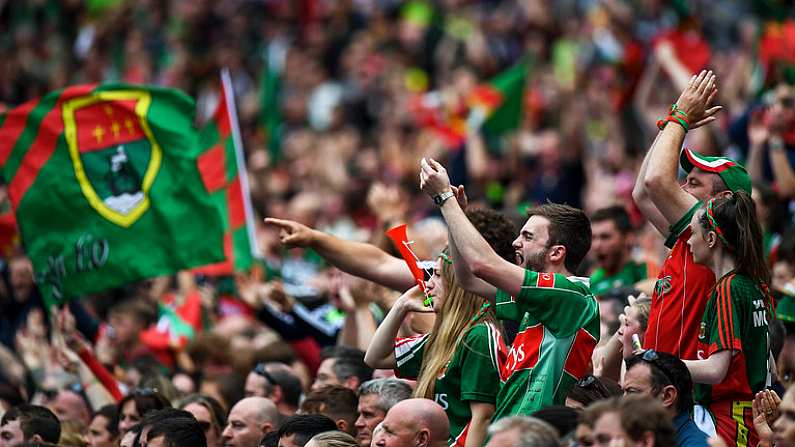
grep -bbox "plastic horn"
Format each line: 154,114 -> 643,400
385,224 -> 432,306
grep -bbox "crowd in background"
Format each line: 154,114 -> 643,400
2,0 -> 795,446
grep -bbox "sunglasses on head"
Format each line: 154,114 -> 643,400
639,350 -> 676,386
253,363 -> 279,387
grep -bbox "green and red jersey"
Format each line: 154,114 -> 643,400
695,273 -> 771,405
394,321 -> 505,447
644,202 -> 715,359
492,270 -> 599,420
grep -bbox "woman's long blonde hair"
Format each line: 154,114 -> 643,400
414,249 -> 498,399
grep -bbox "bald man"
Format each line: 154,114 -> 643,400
222,397 -> 279,447
372,399 -> 449,447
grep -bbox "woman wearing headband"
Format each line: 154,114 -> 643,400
684,191 -> 773,447
365,248 -> 505,447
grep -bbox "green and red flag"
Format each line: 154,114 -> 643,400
194,69 -> 259,276
468,60 -> 529,134
0,84 -> 225,305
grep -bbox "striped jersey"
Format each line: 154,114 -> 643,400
695,273 -> 771,405
394,321 -> 505,447
644,202 -> 715,359
492,270 -> 599,420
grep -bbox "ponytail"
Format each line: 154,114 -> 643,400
699,191 -> 770,285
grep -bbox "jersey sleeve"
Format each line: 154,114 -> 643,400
394,334 -> 429,380
459,324 -> 502,403
664,201 -> 702,249
508,269 -> 598,336
708,277 -> 743,355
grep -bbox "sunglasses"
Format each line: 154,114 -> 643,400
576,375 -> 597,388
639,350 -> 676,387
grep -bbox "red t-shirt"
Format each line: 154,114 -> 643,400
643,203 -> 715,359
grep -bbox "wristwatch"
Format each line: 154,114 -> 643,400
770,136 -> 785,152
433,191 -> 455,206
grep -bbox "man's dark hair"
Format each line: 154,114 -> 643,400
260,431 -> 279,447
591,205 -> 633,233
117,388 -> 171,423
259,363 -> 303,409
0,404 -> 61,444
584,395 -> 676,447
277,414 -> 337,447
94,404 -> 119,437
532,405 -> 580,437
300,385 -> 358,430
467,208 -> 517,263
625,351 -> 694,414
146,414 -> 206,447
320,347 -> 372,386
527,203 -> 592,273
565,375 -> 622,407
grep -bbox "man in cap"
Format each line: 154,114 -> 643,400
632,70 -> 752,361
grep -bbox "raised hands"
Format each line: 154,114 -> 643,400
752,388 -> 781,443
419,157 -> 452,198
674,70 -> 722,130
264,217 -> 317,248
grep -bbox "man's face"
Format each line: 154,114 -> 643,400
512,216 -> 552,271
86,415 -> 116,447
591,220 -> 626,272
9,257 -> 33,299
372,412 -> 417,447
221,403 -> 263,447
774,389 -> 795,447
355,394 -> 386,447
51,389 -> 91,426
244,372 -> 269,398
681,169 -> 718,201
312,359 -> 342,391
623,364 -> 656,397
0,420 -> 24,447
184,403 -> 221,447
592,412 -> 631,447
484,427 -> 521,447
278,434 -> 302,447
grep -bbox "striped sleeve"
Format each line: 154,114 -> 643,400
710,275 -> 742,355
394,334 -> 429,380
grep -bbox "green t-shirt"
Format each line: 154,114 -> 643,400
695,273 -> 770,405
589,260 -> 648,297
493,270 -> 600,420
394,322 -> 503,446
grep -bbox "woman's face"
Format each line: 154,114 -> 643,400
686,210 -> 713,265
620,307 -> 644,354
118,400 -> 140,434
425,258 -> 446,312
86,414 -> 116,447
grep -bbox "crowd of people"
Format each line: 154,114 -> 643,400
2,0 -> 795,446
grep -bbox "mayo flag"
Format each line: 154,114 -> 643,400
0,84 -> 225,304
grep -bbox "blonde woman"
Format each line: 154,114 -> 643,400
365,249 -> 505,447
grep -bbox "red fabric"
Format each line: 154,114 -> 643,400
709,400 -> 758,447
652,29 -> 711,73
74,100 -> 144,152
290,337 -> 321,374
643,229 -> 715,360
77,348 -> 123,401
197,144 -> 227,193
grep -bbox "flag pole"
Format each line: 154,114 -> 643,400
220,68 -> 261,259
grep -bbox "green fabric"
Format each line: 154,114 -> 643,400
260,55 -> 283,163
395,322 -> 502,445
0,83 -> 225,305
695,273 -> 770,405
493,271 -> 600,420
680,148 -> 752,194
481,61 -> 529,134
589,260 -> 648,297
665,201 -> 703,249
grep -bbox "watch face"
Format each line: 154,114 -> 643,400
434,195 -> 442,205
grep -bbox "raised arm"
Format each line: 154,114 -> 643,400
364,285 -> 431,369
633,131 -> 673,235
265,218 -> 415,292
643,70 -> 720,225
420,159 -> 526,297
447,185 -> 497,298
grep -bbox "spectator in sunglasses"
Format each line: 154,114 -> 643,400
244,362 -> 302,416
623,351 -> 708,447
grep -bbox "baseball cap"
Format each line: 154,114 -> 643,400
680,148 -> 752,194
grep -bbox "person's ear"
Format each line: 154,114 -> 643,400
270,384 -> 283,404
261,421 -> 274,436
660,385 -> 678,411
336,418 -> 349,433
344,376 -> 360,391
29,434 -> 44,443
416,429 -> 431,447
640,430 -> 655,447
706,231 -> 718,249
548,245 -> 567,264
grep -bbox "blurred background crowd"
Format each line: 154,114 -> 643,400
2,0 -> 795,446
